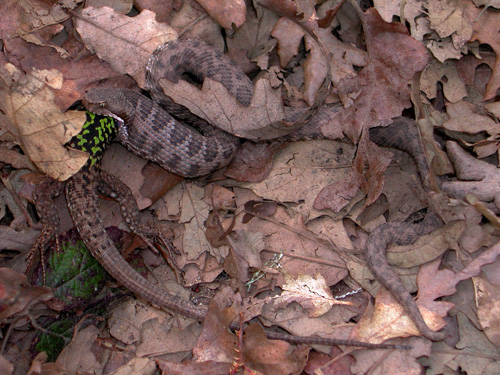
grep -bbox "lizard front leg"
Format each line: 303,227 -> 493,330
96,169 -> 180,261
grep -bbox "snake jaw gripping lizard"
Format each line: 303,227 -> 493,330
83,40 -> 446,341
30,38 -> 445,348
28,113 -> 408,350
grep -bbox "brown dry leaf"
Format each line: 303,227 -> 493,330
225,1 -> 278,65
0,0 -> 74,58
259,294 -> 363,346
0,63 -> 88,180
193,303 -> 238,363
242,323 -> 309,375
374,0 -> 427,41
417,237 -> 500,319
0,268 -> 53,323
325,7 -> 429,141
224,140 -> 288,182
106,299 -> 200,359
351,337 -> 431,375
313,8 -> 429,211
134,0 -> 175,24
271,17 -> 304,68
429,312 -> 500,375
472,0 -> 500,8
195,0 -> 246,29
303,27 -> 367,106
159,304 -> 309,374
169,1 -> 224,49
314,129 -> 394,212
456,52 -> 497,94
86,0 -> 134,14
427,0 -> 473,53
0,146 -> 34,170
139,318 -> 200,358
156,360 -> 232,375
231,204 -> 348,289
443,100 -> 499,135
0,0 -> 21,41
55,325 -> 100,374
274,273 -> 352,318
233,139 -> 356,217
420,58 -> 468,103
473,273 -> 500,346
485,100 -> 500,118
469,4 -> 500,100
257,0 -> 318,36
76,6 -> 177,87
3,35 -> 136,110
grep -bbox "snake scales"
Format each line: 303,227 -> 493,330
82,39 -> 445,341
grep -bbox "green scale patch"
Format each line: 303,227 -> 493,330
68,111 -> 118,167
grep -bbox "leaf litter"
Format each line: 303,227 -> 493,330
0,0 -> 500,374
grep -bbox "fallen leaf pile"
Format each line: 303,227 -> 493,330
1,0 -> 500,374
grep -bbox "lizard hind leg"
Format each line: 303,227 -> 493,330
96,169 -> 180,261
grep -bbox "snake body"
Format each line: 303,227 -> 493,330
82,39 -> 445,341
83,39 -> 256,177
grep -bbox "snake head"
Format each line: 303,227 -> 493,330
82,88 -> 135,124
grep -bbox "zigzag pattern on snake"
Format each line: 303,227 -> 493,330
82,39 -> 445,341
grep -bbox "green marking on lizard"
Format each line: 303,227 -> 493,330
68,111 -> 118,168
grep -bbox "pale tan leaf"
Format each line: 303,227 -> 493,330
0,63 -> 88,180
473,273 -> 500,346
443,101 -> 499,135
195,0 -> 246,29
274,273 -> 351,318
76,6 -> 177,87
158,75 -> 287,140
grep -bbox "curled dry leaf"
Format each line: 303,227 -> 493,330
442,141 -> 500,211
386,221 -> 465,269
